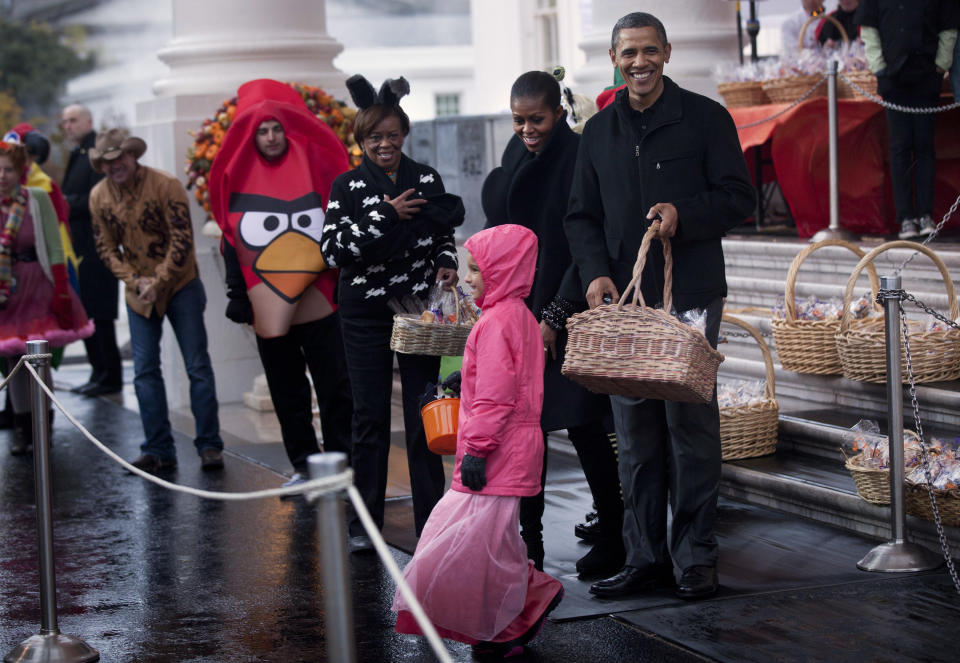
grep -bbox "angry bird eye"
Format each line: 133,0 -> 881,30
239,211 -> 290,248
290,207 -> 325,242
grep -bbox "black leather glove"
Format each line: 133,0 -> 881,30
225,298 -> 253,324
441,371 -> 462,397
460,453 -> 487,491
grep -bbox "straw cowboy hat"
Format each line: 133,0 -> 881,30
89,128 -> 147,173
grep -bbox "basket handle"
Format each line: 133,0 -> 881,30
721,313 -> 776,400
839,240 -> 960,332
798,12 -> 849,50
781,239 -> 880,323
617,223 -> 673,313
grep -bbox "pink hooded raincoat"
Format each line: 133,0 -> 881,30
393,224 -> 561,645
451,223 -> 545,496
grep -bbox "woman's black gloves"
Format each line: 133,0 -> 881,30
460,454 -> 487,491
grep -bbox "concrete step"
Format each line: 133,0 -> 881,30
720,449 -> 960,554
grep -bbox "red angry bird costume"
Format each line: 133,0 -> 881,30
209,79 -> 350,338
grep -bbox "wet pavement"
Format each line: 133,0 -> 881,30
1,377 -> 958,662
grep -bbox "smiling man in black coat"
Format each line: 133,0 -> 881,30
564,12 -> 755,600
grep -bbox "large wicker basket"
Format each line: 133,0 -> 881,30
719,314 -> 779,461
759,14 -> 847,105
717,81 -> 770,108
905,483 -> 960,527
836,241 -> 960,384
389,288 -> 474,357
562,225 -> 724,403
771,239 -> 880,375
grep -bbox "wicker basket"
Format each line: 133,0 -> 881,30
717,81 -> 770,108
719,314 -> 779,461
389,288 -> 474,357
843,451 -> 891,505
562,225 -> 724,403
771,239 -> 880,375
905,483 -> 960,527
836,241 -> 960,383
761,74 -> 828,104
839,70 -> 878,100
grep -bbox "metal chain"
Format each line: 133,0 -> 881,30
735,74 -> 829,130
839,72 -> 960,114
876,289 -> 960,332
897,301 -> 960,594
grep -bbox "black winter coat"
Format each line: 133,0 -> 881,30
482,118 -> 610,432
61,130 -> 117,319
564,77 -> 755,314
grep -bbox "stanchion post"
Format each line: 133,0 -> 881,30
4,340 -> 99,663
857,277 -> 941,572
811,59 -> 857,243
308,452 -> 356,663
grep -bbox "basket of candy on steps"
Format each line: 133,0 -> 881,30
562,223 -> 724,404
389,284 -> 479,357
717,314 -> 778,461
770,239 -> 881,375
835,240 -> 960,384
840,420 -> 960,525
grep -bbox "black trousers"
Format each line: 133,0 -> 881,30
610,297 -> 724,573
883,73 -> 941,222
256,313 -> 353,473
340,311 -> 444,537
520,422 -> 623,546
82,318 -> 122,387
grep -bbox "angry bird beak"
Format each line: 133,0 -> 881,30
254,231 -> 327,302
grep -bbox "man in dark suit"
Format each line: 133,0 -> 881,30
61,104 -> 122,396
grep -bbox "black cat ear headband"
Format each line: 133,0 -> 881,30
345,74 -> 410,110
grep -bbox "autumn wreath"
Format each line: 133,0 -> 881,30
185,82 -> 362,222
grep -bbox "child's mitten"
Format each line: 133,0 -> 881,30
460,454 -> 487,491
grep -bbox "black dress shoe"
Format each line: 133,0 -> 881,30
71,380 -> 97,394
576,539 -> 626,578
589,564 -> 675,598
676,565 -> 718,599
348,534 -> 375,553
128,453 -> 177,474
81,382 -> 122,397
574,516 -> 602,543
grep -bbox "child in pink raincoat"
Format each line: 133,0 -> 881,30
393,223 -> 563,657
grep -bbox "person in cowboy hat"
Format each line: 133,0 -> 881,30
88,128 -> 225,473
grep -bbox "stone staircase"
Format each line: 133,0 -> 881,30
717,234 -> 960,553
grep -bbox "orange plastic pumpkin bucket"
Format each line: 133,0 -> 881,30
421,398 -> 460,455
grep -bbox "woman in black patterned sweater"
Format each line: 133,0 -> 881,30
322,76 -> 463,550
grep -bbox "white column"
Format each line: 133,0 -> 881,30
136,0 -> 345,409
153,0 -> 345,98
576,1 -> 740,101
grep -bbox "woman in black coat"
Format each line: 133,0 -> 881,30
322,76 -> 463,552
481,71 -> 623,577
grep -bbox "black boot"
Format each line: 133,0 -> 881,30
576,537 -> 627,578
10,413 -> 32,456
523,535 -> 545,572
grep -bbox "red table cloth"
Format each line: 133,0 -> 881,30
729,98 -> 960,237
